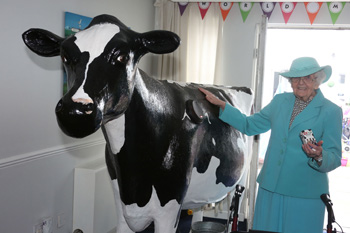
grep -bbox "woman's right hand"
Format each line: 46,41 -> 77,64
199,87 -> 226,110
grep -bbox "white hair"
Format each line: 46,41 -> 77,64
314,70 -> 326,85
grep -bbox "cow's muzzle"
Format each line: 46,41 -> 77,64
55,99 -> 102,138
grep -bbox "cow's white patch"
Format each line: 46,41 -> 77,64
111,179 -> 180,232
183,154 -> 245,209
212,137 -> 216,146
223,89 -> 253,115
72,23 -> 120,103
104,115 -> 125,154
75,24 -> 120,57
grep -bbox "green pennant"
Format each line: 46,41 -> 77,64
327,2 -> 346,24
239,2 -> 254,22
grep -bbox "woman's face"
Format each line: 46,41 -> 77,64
290,73 -> 320,101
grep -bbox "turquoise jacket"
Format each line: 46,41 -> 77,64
220,90 -> 342,198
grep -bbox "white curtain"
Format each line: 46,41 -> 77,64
154,0 -> 223,84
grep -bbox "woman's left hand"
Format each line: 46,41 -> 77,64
199,87 -> 226,110
302,140 -> 323,164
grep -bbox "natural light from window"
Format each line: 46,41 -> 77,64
261,28 -> 350,232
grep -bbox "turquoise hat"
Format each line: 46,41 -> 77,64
280,57 -> 332,83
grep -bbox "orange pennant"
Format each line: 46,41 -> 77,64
279,2 -> 297,24
198,2 -> 212,20
220,2 -> 234,21
304,2 -> 322,24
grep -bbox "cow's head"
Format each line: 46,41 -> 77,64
23,14 -> 180,138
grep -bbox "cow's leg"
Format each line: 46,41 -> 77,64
119,185 -> 182,233
111,179 -> 135,233
153,205 -> 181,233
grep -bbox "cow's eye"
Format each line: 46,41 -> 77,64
117,54 -> 129,64
107,49 -> 129,65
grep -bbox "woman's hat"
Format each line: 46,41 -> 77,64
279,57 -> 332,83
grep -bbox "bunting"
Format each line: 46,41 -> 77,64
178,2 -> 348,25
279,2 -> 297,24
239,2 -> 254,22
178,2 -> 189,16
220,2 -> 234,21
260,2 -> 276,19
198,2 -> 212,20
327,2 -> 346,24
305,2 -> 322,25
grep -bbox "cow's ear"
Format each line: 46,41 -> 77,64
22,29 -> 64,57
141,30 -> 180,54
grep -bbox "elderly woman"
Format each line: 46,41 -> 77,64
199,57 -> 342,233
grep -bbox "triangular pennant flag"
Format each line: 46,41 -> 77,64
260,2 -> 276,19
198,2 -> 212,20
239,2 -> 254,22
178,2 -> 189,16
279,2 -> 297,24
304,2 -> 322,25
327,2 -> 346,24
220,2 -> 234,21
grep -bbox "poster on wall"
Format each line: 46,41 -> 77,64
63,12 -> 92,95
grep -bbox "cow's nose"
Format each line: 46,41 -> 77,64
55,98 -> 101,138
79,102 -> 94,115
70,102 -> 95,115
72,98 -> 94,114
72,97 -> 94,105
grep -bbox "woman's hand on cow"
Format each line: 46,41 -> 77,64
199,87 -> 226,110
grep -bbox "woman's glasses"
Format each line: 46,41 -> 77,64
290,75 -> 316,84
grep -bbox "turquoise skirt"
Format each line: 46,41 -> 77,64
252,187 -> 325,233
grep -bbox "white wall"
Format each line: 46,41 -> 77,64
0,0 -> 154,232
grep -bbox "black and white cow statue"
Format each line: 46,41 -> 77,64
23,14 -> 254,233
